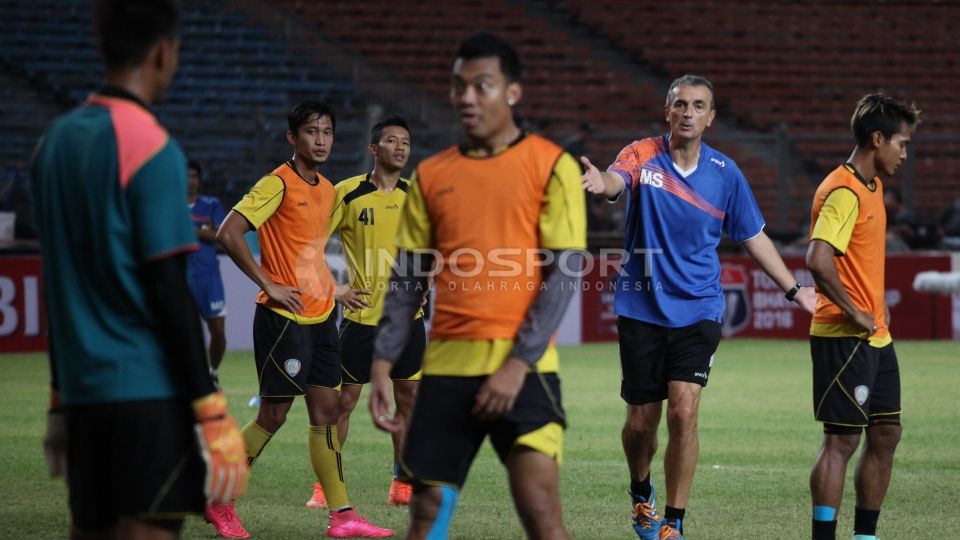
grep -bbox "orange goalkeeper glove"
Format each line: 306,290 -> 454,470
192,391 -> 249,502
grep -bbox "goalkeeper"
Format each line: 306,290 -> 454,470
30,1 -> 247,539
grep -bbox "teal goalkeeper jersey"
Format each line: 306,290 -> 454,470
31,89 -> 197,406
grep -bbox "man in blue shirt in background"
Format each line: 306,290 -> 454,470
187,159 -> 228,383
581,74 -> 817,540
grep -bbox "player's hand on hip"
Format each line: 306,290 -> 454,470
335,284 -> 372,312
793,286 -> 818,315
43,391 -> 67,478
472,357 -> 528,421
264,282 -> 304,314
845,309 -> 878,338
369,359 -> 402,433
193,392 -> 249,503
580,156 -> 606,194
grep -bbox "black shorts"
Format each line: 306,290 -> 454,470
66,398 -> 205,535
340,318 -> 425,384
402,373 -> 566,488
618,316 -> 722,405
253,305 -> 342,396
811,336 -> 901,428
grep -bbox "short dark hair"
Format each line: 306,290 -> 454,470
851,94 -> 920,147
454,32 -> 522,83
370,114 -> 411,145
187,159 -> 202,181
94,0 -> 180,69
288,100 -> 336,134
666,74 -> 715,109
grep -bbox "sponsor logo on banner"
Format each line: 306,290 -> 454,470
720,264 -> 750,337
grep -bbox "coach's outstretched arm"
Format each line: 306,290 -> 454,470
580,156 -> 625,199
743,231 -> 818,314
217,210 -> 304,314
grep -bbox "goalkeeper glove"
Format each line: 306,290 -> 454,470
43,390 -> 67,478
193,391 -> 248,502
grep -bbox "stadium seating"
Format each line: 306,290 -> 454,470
261,0 -> 663,168
4,0 -> 958,243
562,0 -> 960,221
251,0 -> 819,235
0,0 -> 367,211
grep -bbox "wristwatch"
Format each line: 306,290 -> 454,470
785,282 -> 802,301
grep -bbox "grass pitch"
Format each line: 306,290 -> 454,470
1,340 -> 957,539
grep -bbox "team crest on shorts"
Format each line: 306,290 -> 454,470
854,385 -> 870,405
720,263 -> 750,337
284,358 -> 302,377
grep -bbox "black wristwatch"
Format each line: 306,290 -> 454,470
785,282 -> 802,301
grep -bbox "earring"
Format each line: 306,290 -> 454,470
508,99 -> 515,106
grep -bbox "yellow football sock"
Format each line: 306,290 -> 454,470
241,420 -> 273,466
309,425 -> 350,509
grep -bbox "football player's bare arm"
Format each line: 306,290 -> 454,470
217,211 -> 303,314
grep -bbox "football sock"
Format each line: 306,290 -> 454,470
394,461 -> 402,479
309,425 -> 350,509
630,474 -> 652,501
426,486 -> 460,540
853,507 -> 880,536
664,506 -> 685,533
812,505 -> 837,540
241,420 -> 273,466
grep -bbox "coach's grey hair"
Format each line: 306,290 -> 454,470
665,74 -> 715,110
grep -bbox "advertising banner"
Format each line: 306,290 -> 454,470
0,256 -> 45,353
582,253 -> 953,341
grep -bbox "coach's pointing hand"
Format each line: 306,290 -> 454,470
472,357 -> 528,420
581,156 -> 626,199
580,157 -> 605,194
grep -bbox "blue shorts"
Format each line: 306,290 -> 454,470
188,271 -> 227,320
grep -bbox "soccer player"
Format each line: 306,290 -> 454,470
215,100 -> 392,539
580,74 -> 817,540
186,160 -> 228,383
30,1 -> 247,539
306,113 -> 425,510
369,32 -> 586,540
805,94 -> 919,540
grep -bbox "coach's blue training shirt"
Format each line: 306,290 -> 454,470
608,134 -> 765,327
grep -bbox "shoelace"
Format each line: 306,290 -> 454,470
660,527 -> 681,540
215,506 -> 239,523
634,502 -> 658,526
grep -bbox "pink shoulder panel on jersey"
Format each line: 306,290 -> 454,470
89,95 -> 169,189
